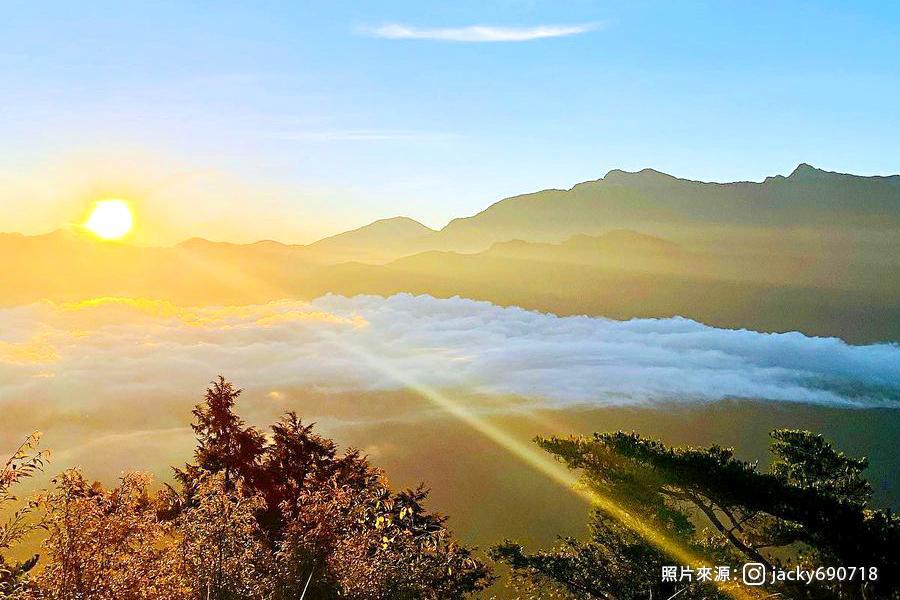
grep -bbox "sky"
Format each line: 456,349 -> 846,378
1,0 -> 899,245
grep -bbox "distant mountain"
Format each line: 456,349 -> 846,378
3,226 -> 898,342
485,230 -> 685,264
0,230 -> 318,305
305,217 -> 436,263
170,163 -> 900,262
268,164 -> 900,262
391,226 -> 897,292
4,164 -> 900,341
379,231 -> 900,343
428,164 -> 900,252
168,217 -> 436,266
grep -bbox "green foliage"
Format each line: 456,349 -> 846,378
769,429 -> 872,506
492,510 -> 729,600
493,428 -> 899,599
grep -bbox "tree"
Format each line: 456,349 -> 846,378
29,470 -> 187,600
181,376 -> 266,489
29,471 -> 271,600
493,429 -> 899,599
0,433 -> 48,598
174,474 -> 273,600
18,377 -> 491,600
493,510 -> 732,600
171,377 -> 493,599
278,479 -> 491,599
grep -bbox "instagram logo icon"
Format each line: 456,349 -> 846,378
742,563 -> 767,586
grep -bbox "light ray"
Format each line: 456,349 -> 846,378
318,329 -> 762,600
115,253 -> 760,599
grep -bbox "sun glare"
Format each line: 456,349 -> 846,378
85,199 -> 134,240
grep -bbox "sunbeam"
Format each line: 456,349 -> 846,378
314,327 -> 763,600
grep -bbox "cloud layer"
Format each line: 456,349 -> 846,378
1,294 -> 898,410
368,23 -> 597,42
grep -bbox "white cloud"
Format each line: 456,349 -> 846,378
367,23 -> 598,42
1,294 -> 898,411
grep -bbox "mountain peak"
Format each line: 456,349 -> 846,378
603,167 -> 668,179
789,163 -> 823,178
600,168 -> 682,188
306,216 -> 436,260
362,216 -> 434,232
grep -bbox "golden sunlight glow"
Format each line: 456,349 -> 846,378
110,252 -> 756,599
85,199 -> 134,240
322,334 -> 763,600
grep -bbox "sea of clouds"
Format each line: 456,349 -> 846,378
1,294 -> 898,409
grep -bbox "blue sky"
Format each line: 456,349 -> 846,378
1,1 -> 899,244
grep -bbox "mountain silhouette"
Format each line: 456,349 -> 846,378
160,163 -> 900,261
205,164 -> 896,262
305,216 -> 436,263
430,164 -> 900,252
3,164 -> 899,341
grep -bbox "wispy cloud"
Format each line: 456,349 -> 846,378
367,23 -> 598,43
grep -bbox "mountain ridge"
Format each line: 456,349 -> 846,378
7,164 -> 900,263
431,162 -> 900,253
4,223 -> 899,343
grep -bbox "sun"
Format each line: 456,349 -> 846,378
84,199 -> 134,240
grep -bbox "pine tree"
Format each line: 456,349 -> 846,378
181,376 -> 266,489
493,429 -> 900,599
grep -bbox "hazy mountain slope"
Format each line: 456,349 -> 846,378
286,164 -> 900,261
0,231 -> 318,305
304,216 -> 436,263
166,164 -> 900,263
380,242 -> 900,343
431,164 -> 900,252
479,230 -> 895,291
4,165 -> 900,340
3,227 -> 898,342
484,230 -> 685,265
